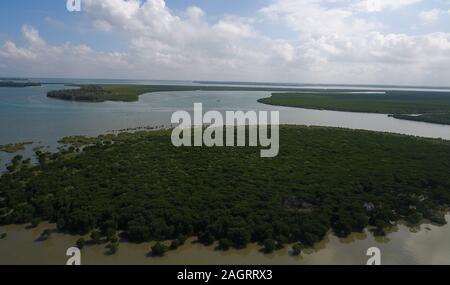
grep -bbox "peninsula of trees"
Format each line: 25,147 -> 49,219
47,84 -> 450,125
1,126 -> 449,252
258,90 -> 450,125
0,81 -> 41,88
46,84 -> 316,102
0,142 -> 33,153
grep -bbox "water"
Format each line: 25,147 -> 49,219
1,81 -> 450,264
29,78 -> 450,92
2,84 -> 450,147
1,216 -> 449,265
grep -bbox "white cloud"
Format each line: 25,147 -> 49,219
80,0 -> 282,79
1,0 -> 450,86
0,41 -> 37,61
419,9 -> 443,24
93,20 -> 114,32
261,0 -> 381,38
186,6 -> 205,21
355,0 -> 421,12
0,23 -> 130,78
22,25 -> 46,47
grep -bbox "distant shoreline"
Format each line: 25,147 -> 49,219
4,77 -> 449,90
44,83 -> 450,126
46,84 -> 377,103
0,81 -> 41,88
258,91 -> 450,126
194,81 -> 450,91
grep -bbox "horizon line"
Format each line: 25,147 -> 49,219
1,76 -> 450,90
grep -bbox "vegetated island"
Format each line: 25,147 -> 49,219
48,84 -> 450,125
46,84 -> 374,103
0,142 -> 33,154
0,81 -> 41,88
1,126 -> 449,254
392,113 -> 450,125
258,90 -> 450,125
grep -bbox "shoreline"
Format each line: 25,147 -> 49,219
2,126 -> 450,258
42,83 -> 450,126
257,92 -> 450,126
1,214 -> 449,265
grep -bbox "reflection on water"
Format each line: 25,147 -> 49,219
1,215 -> 449,265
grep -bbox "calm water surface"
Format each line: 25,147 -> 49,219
1,82 -> 450,264
2,84 -> 450,147
1,216 -> 449,265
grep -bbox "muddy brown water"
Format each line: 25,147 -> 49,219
1,215 -> 449,265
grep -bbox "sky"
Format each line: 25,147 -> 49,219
1,0 -> 450,85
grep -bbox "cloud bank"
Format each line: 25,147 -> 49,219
1,0 -> 450,85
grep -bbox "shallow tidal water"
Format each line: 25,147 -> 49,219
1,215 -> 449,265
1,81 -> 450,264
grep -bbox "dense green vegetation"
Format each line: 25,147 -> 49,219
258,91 -> 450,125
47,84 -> 323,103
151,242 -> 169,256
0,81 -> 41,87
292,243 -> 304,256
40,229 -> 51,239
393,113 -> 450,125
76,238 -> 85,249
259,91 -> 450,114
170,235 -> 187,250
107,241 -> 119,255
0,142 -> 33,154
1,126 -> 450,252
263,239 -> 277,253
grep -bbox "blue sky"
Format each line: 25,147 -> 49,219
0,0 -> 271,45
1,0 -> 450,85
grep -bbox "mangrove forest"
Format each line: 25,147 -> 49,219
1,126 -> 450,251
